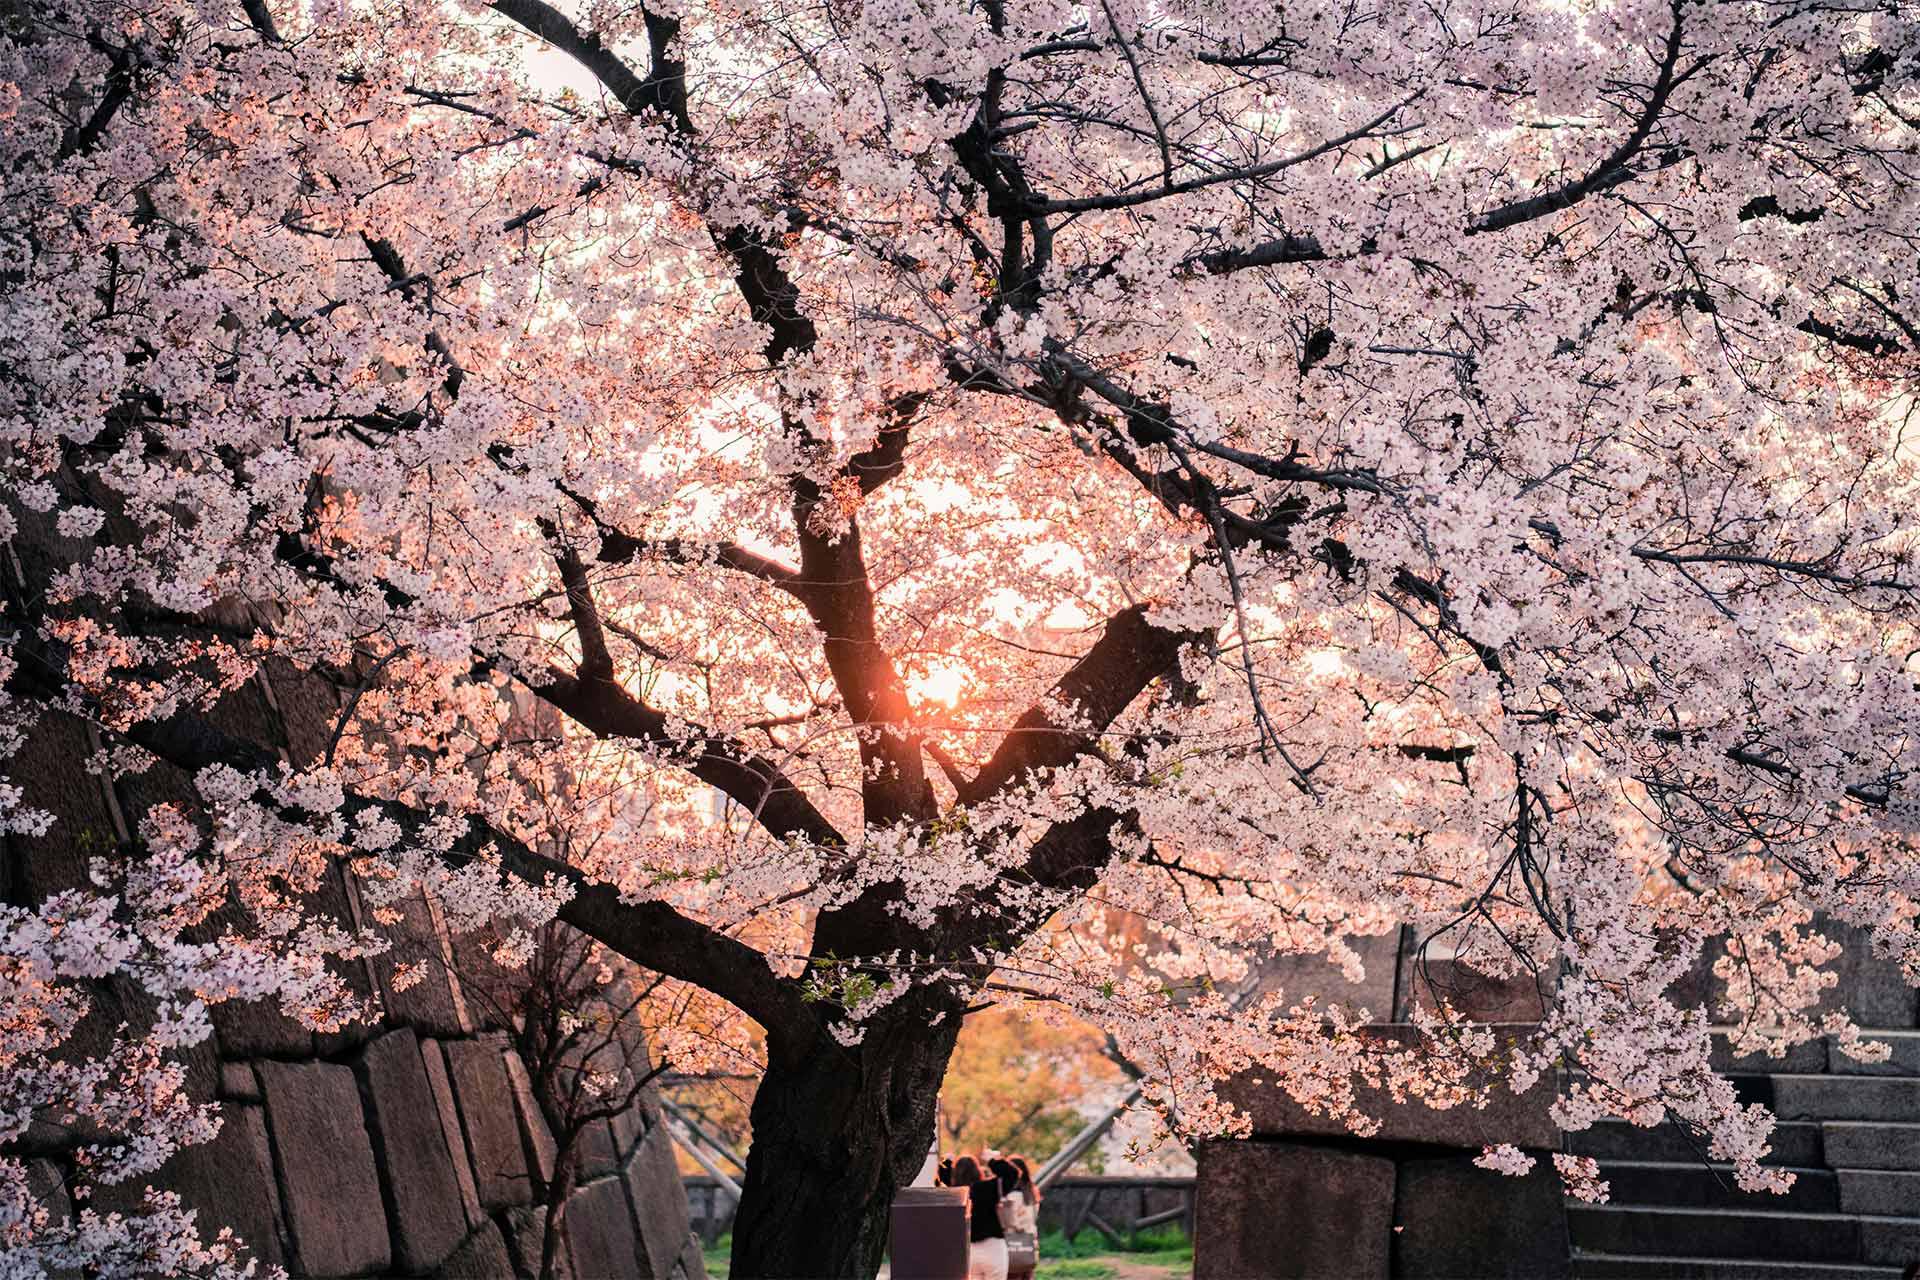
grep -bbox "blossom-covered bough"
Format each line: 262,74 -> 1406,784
1,0 -> 1916,1271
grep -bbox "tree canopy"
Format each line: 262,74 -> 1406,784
1,0 -> 1917,1271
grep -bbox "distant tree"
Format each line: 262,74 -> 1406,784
939,1008 -> 1123,1164
2,0 -> 1917,1275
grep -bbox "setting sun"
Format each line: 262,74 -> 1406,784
909,662 -> 970,708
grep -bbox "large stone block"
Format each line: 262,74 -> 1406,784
220,1062 -> 262,1102
262,660 -> 342,768
1257,930 -> 1403,1021
444,1038 -> 534,1210
1667,938 -> 1728,1015
1193,1140 -> 1394,1279
503,1051 -> 558,1188
357,1029 -> 468,1272
90,1105 -> 286,1274
29,982 -> 218,1151
313,870 -> 382,1058
565,1175 -> 644,1279
1218,1024 -> 1558,1149
109,729 -> 215,829
1602,1162 -> 1838,1212
1394,944 -> 1551,1024
1710,1032 -> 1829,1075
624,1122 -> 692,1280
6,712 -> 121,900
206,871 -> 378,1061
371,891 -> 466,1038
1819,922 -> 1920,1029
25,1159 -> 70,1223
257,1060 -> 390,1276
609,1100 -> 647,1160
172,1104 -> 286,1270
433,1221 -> 514,1280
1675,918 -> 1918,1027
446,926 -> 527,1033
1393,1153 -> 1569,1278
1862,1216 -> 1920,1265
502,1204 -> 574,1280
578,1118 -> 620,1178
210,997 -> 317,1058
419,1038 -> 485,1226
1569,1118 -> 1823,1167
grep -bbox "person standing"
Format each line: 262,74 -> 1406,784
997,1155 -> 1040,1280
951,1156 -> 1008,1280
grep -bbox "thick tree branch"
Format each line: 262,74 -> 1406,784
1469,3 -> 1694,235
788,453 -> 932,827
489,0 -> 688,125
495,0 -> 931,826
963,602 -> 1209,803
845,391 -> 932,497
572,489 -> 806,596
1,659 -> 820,1049
536,666 -> 845,848
60,40 -> 138,161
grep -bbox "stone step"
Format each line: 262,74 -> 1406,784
1823,1123 -> 1920,1171
1573,1250 -> 1907,1280
1569,1121 -> 1823,1167
1570,1070 -> 1778,1107
1712,1036 -> 1831,1075
1567,1205 -> 1920,1265
1598,1162 -> 1839,1212
1837,1169 -> 1920,1217
1711,1030 -> 1920,1077
1831,1032 -> 1920,1078
1774,1076 -> 1920,1122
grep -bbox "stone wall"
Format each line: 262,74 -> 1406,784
1193,999 -> 1568,1280
0,532 -> 704,1280
1193,919 -> 1919,1278
19,995 -> 703,1278
55,1019 -> 705,1279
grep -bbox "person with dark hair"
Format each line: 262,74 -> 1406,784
1008,1156 -> 1038,1201
937,1157 -> 955,1187
999,1154 -> 1040,1280
951,1155 -> 1009,1280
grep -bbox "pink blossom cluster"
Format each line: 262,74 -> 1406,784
0,0 -> 1916,1261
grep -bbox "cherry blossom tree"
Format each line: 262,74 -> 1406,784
1,0 -> 1917,1272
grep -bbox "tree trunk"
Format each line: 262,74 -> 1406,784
728,1008 -> 963,1279
539,1133 -> 580,1280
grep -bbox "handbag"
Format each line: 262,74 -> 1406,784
1001,1194 -> 1038,1270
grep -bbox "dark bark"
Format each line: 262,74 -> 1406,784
539,1134 -> 579,1280
728,997 -> 964,1279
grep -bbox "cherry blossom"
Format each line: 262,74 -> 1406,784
0,0 -> 1915,1270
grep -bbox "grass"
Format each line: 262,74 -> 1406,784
699,1226 -> 1193,1280
1032,1227 -> 1194,1279
1036,1261 -> 1119,1279
703,1232 -> 732,1280
1037,1226 -> 1192,1262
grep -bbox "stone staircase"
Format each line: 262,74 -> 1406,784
1568,1031 -> 1920,1279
